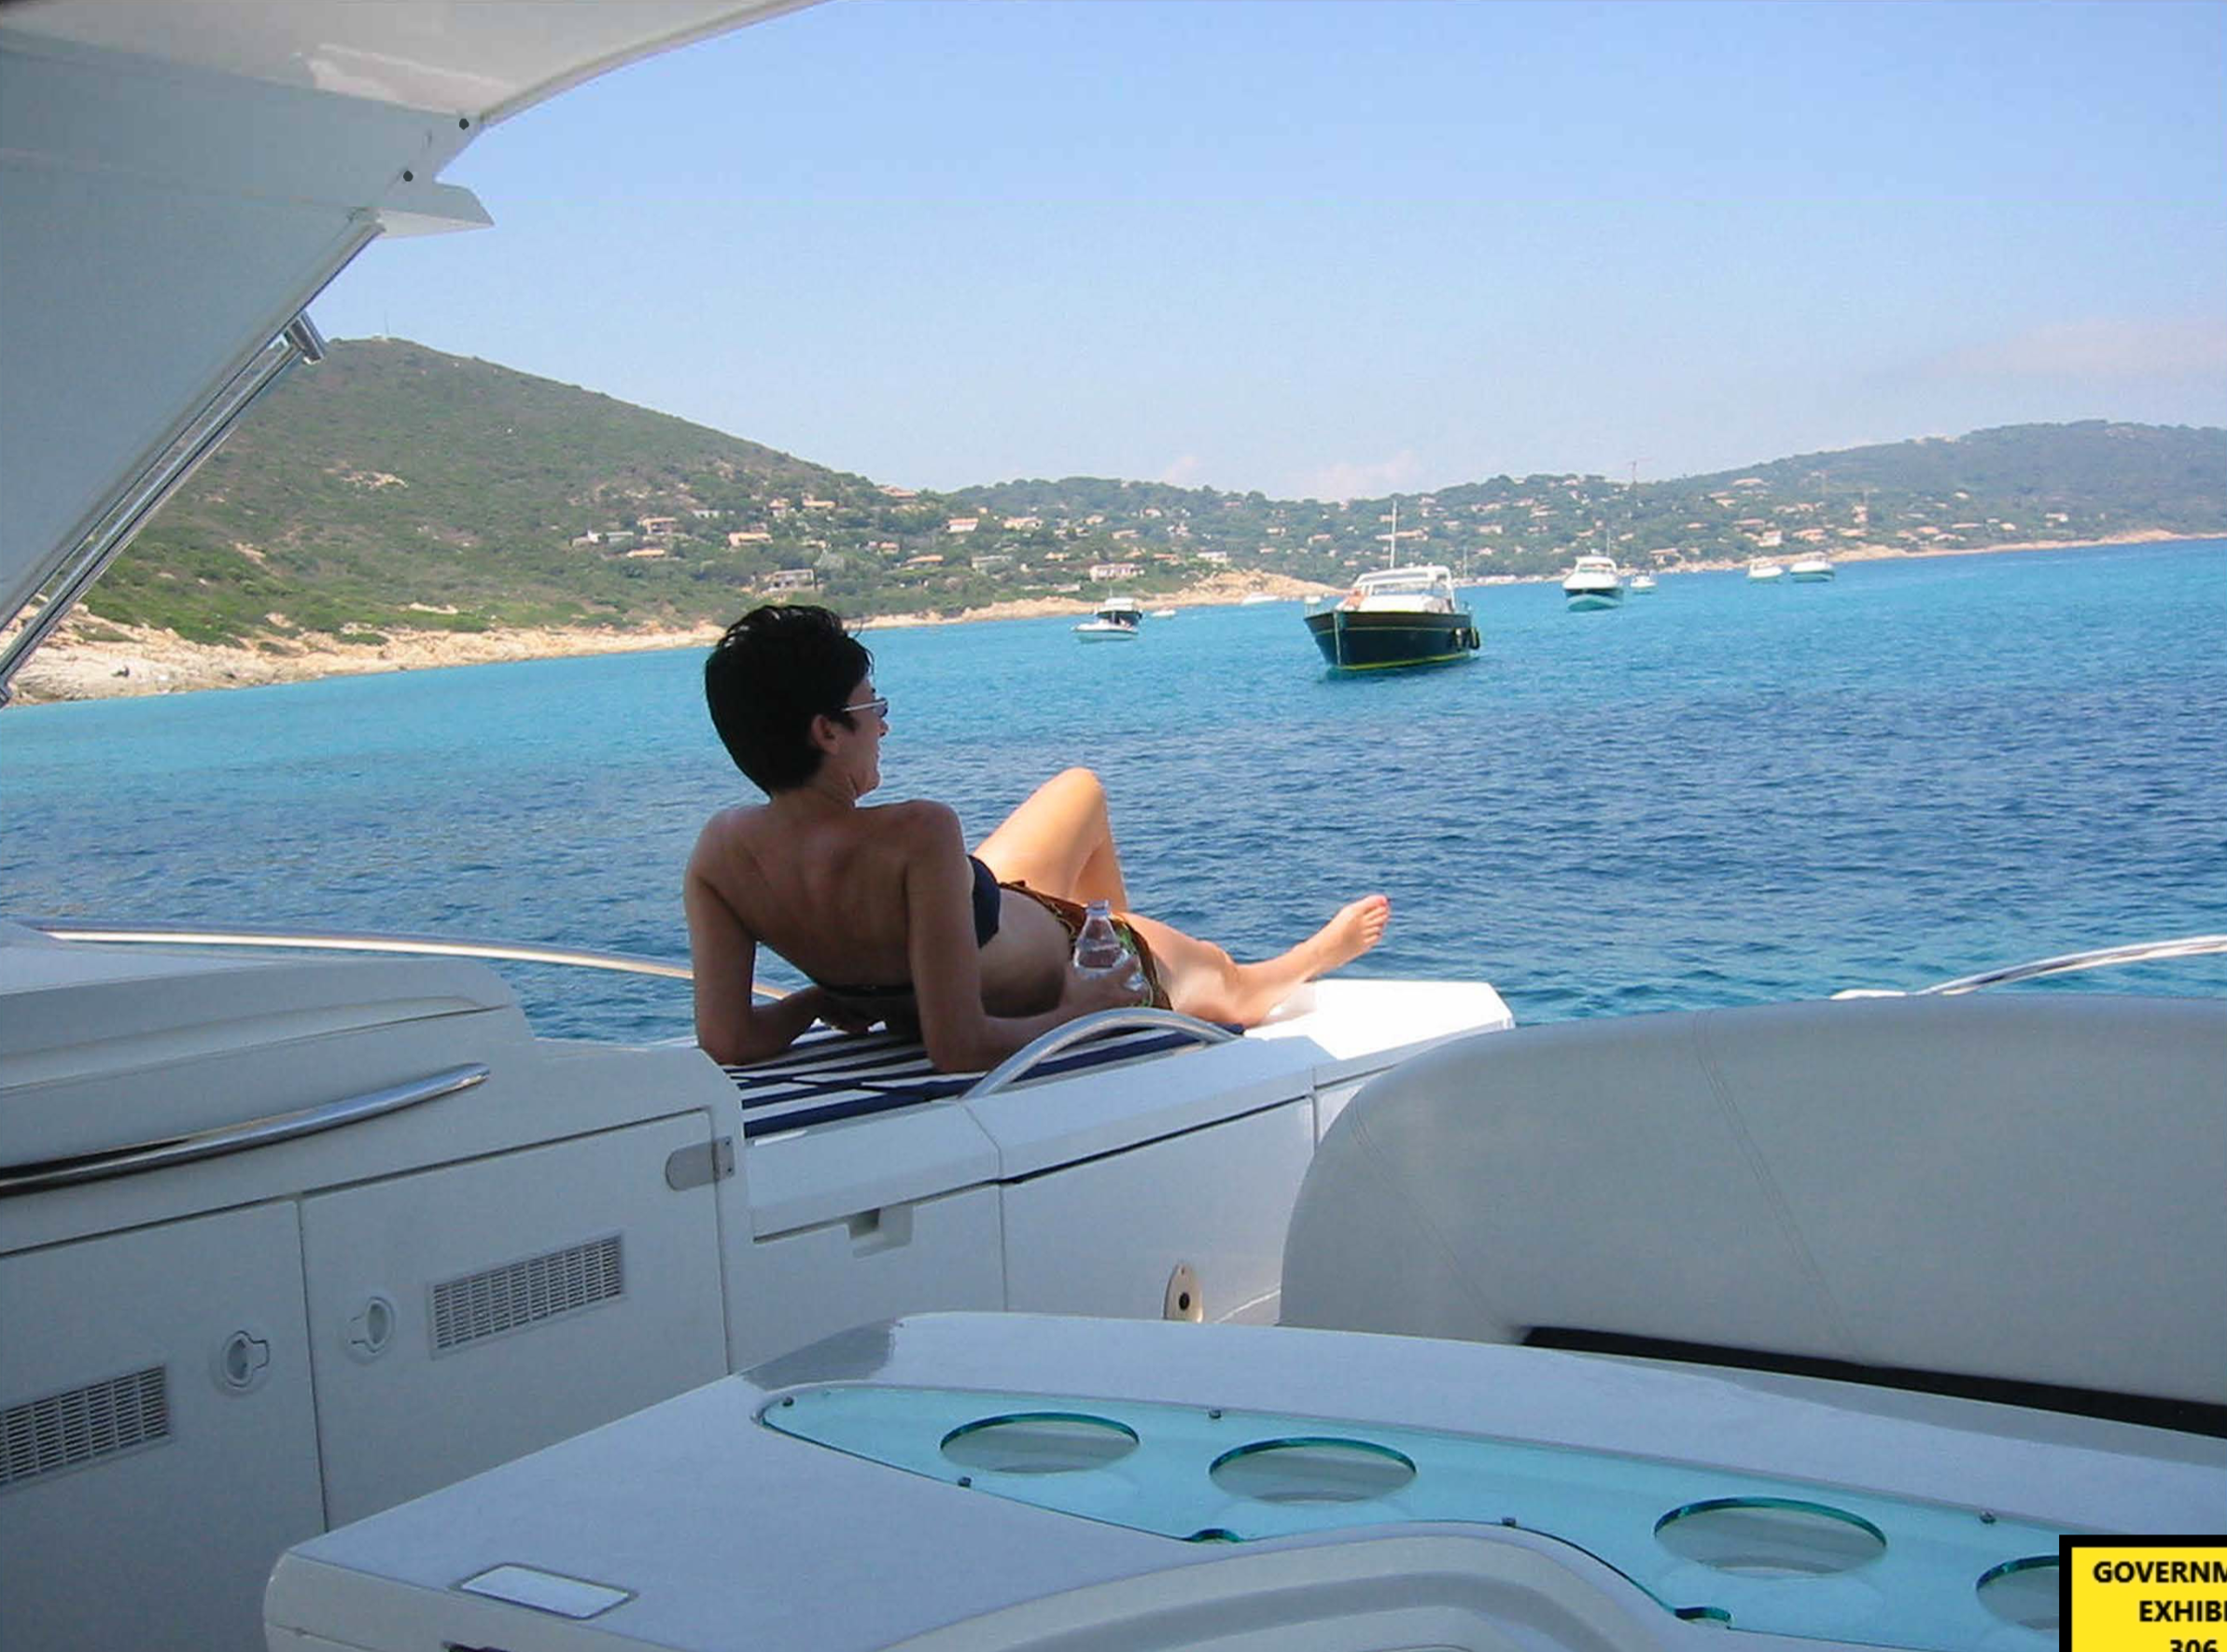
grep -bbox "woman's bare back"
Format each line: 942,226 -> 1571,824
694,798 -> 1073,1015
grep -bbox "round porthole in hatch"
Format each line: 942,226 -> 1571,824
1654,1498 -> 1886,1577
1977,1557 -> 2059,1633
1208,1437 -> 1417,1505
939,1413 -> 1139,1476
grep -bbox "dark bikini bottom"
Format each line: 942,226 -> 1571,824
811,869 -> 1170,1011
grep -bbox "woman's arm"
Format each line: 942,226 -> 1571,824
901,804 -> 1141,1072
684,838 -> 836,1066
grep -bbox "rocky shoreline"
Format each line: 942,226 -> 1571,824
5,571 -> 1338,705
4,535 -> 2193,706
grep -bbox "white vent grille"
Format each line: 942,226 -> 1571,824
430,1235 -> 624,1354
1,1366 -> 169,1491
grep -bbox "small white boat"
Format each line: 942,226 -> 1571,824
1628,571 -> 1658,594
1789,554 -> 1836,581
1148,607 -> 1177,620
1240,591 -> 1280,606
1748,558 -> 1787,582
1073,596 -> 1142,639
1561,553 -> 1625,610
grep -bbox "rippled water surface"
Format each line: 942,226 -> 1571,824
7,539 -> 2223,1039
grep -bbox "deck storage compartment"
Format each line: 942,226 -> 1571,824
0,936 -> 740,1650
301,1114 -> 728,1525
727,1101 -> 1008,1369
970,1052 -> 1319,1326
731,1033 -> 1324,1365
0,1202 -> 324,1652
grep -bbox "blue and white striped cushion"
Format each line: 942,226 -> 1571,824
723,1024 -> 1223,1139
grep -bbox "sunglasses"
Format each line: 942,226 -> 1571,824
838,695 -> 889,721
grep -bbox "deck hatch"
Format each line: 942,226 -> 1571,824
0,1365 -> 169,1491
764,1382 -> 2072,1651
430,1234 -> 624,1354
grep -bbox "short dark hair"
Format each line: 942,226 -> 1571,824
704,605 -> 874,792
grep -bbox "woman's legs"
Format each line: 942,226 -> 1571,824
976,766 -> 1393,1025
973,767 -> 1130,908
1125,895 -> 1392,1027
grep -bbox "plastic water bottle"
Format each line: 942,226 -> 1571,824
1072,900 -> 1128,975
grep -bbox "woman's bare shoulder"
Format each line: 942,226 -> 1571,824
688,804 -> 770,869
867,798 -> 963,849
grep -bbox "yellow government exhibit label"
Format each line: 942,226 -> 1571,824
2070,1538 -> 2227,1652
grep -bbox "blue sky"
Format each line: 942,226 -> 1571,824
312,0 -> 2227,499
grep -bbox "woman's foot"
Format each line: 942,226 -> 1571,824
1309,893 -> 1391,975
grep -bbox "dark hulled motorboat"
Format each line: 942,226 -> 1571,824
1306,565 -> 1479,672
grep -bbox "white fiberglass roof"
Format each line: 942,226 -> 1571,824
1354,567 -> 1452,591
2,0 -> 812,125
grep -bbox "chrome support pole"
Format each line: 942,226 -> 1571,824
0,260 -> 362,704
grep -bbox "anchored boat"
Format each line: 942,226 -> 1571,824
1073,596 -> 1143,639
1562,553 -> 1627,610
1305,566 -> 1479,672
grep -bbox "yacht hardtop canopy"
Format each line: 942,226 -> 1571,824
1353,566 -> 1454,593
0,1 -> 815,671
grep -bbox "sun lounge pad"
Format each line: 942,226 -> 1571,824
723,1023 -> 1231,1139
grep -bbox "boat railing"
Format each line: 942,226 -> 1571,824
963,1007 -> 1238,1099
0,1063 -> 491,1197
17,917 -> 786,998
1834,933 -> 2227,999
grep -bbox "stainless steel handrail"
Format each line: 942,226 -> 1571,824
27,918 -> 690,977
1916,933 -> 2227,996
962,1008 -> 1239,1099
18,917 -> 787,999
0,306 -> 354,703
0,1062 -> 489,1197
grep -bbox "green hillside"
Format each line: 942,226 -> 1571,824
91,339 -> 2227,646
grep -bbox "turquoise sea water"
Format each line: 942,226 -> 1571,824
5,539 -> 2223,1041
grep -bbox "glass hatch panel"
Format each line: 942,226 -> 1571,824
763,1383 -> 2067,1652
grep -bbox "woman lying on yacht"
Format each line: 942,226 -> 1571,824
687,604 -> 1391,1071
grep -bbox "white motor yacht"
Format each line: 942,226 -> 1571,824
1073,596 -> 1143,639
1628,571 -> 1659,594
0,9 -> 2220,1652
1790,554 -> 1837,581
1748,558 -> 1787,582
1562,553 -> 1626,610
